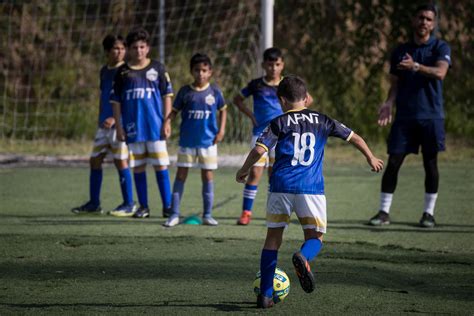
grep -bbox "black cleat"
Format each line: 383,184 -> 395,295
133,206 -> 150,218
71,201 -> 102,215
419,212 -> 435,228
256,294 -> 274,309
162,207 -> 172,218
368,211 -> 390,226
292,252 -> 315,293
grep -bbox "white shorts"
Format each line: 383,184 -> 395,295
251,136 -> 275,167
266,192 -> 327,233
90,128 -> 128,160
128,141 -> 170,168
177,144 -> 218,170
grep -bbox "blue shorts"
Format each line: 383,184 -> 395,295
387,119 -> 445,155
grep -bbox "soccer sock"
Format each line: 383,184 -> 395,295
202,180 -> 214,218
260,249 -> 278,298
379,192 -> 393,213
117,168 -> 134,206
155,169 -> 172,209
243,184 -> 258,212
134,171 -> 148,208
171,179 -> 185,216
89,169 -> 102,206
300,238 -> 323,262
424,193 -> 438,216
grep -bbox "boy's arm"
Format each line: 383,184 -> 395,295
111,101 -> 125,141
162,96 -> 172,139
236,145 -> 267,183
214,108 -> 227,144
348,133 -> 384,172
233,95 -> 257,126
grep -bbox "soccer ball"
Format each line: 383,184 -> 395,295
253,267 -> 290,303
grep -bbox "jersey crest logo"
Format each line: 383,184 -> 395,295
146,68 -> 158,81
205,94 -> 216,106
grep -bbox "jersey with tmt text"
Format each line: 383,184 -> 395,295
110,60 -> 173,143
256,109 -> 354,194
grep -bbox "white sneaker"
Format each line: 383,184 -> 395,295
163,216 -> 179,227
202,216 -> 218,226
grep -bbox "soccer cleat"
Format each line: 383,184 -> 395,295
419,212 -> 435,228
162,206 -> 172,218
237,210 -> 252,225
292,252 -> 315,293
202,216 -> 218,226
368,211 -> 390,226
109,203 -> 137,217
256,294 -> 274,309
133,206 -> 150,218
71,201 -> 102,215
163,215 -> 180,227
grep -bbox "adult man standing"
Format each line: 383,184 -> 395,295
369,4 -> 451,228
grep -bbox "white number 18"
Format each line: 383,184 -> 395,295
291,132 -> 316,166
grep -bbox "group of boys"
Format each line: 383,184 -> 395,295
72,3 -> 450,308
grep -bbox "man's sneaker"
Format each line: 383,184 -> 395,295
292,252 -> 315,293
133,206 -> 150,218
109,203 -> 137,217
368,211 -> 390,226
237,210 -> 252,225
256,294 -> 274,309
202,216 -> 218,226
163,215 -> 180,227
419,212 -> 435,228
162,207 -> 172,218
71,201 -> 102,215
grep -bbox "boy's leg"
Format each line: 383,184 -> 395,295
148,141 -> 172,217
172,167 -> 188,216
111,158 -> 138,215
71,154 -> 104,214
237,166 -> 264,225
198,145 -> 218,225
259,227 -> 284,308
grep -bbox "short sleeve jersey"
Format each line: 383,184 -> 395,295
110,59 -> 173,143
240,77 -> 283,136
98,64 -> 122,126
390,36 -> 451,120
256,109 -> 353,194
173,83 -> 227,148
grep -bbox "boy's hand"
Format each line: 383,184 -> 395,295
367,156 -> 384,173
116,125 -> 126,141
102,117 -> 115,129
236,168 -> 249,183
162,120 -> 171,139
213,131 -> 225,144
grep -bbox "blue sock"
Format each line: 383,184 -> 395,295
260,249 -> 278,298
134,171 -> 148,208
117,168 -> 134,205
155,169 -> 172,209
243,184 -> 258,212
172,179 -> 185,217
89,169 -> 102,206
300,238 -> 323,262
202,181 -> 214,218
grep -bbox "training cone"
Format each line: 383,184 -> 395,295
182,215 -> 202,225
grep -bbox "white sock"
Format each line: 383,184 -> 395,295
424,193 -> 438,216
380,192 -> 393,213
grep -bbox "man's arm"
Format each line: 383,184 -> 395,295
378,75 -> 398,127
397,53 -> 449,80
348,133 -> 384,172
111,101 -> 125,141
214,109 -> 227,144
233,94 -> 257,126
162,96 -> 172,139
236,145 -> 267,183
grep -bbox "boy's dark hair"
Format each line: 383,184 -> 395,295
277,75 -> 307,103
102,34 -> 124,52
414,4 -> 437,17
263,47 -> 283,62
190,53 -> 212,70
126,28 -> 150,47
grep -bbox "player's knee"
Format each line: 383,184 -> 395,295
90,156 -> 103,169
304,229 -> 323,241
114,159 -> 128,170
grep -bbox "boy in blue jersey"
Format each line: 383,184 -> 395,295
163,53 -> 227,227
111,28 -> 174,218
71,34 -> 136,216
236,76 -> 384,308
234,47 -> 284,226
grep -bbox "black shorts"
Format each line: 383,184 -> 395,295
387,119 -> 445,155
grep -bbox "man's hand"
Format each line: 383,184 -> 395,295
162,120 -> 171,139
377,102 -> 392,126
213,130 -> 225,144
236,168 -> 249,183
102,117 -> 115,129
367,156 -> 384,173
397,53 -> 416,71
116,125 -> 126,141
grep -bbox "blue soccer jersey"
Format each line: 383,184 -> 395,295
98,63 -> 123,126
173,83 -> 227,148
256,109 -> 353,194
240,77 -> 283,136
110,59 -> 173,143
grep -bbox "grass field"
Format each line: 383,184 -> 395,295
0,161 -> 473,315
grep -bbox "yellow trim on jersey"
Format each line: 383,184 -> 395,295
298,216 -> 326,228
262,76 -> 283,87
266,213 -> 290,223
107,61 -> 125,69
163,93 -> 174,98
164,72 -> 171,82
255,142 -> 269,152
189,83 -> 210,91
346,131 -> 354,142
285,107 -> 306,113
128,58 -> 151,70
219,104 -> 228,111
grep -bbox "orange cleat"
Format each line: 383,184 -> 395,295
237,210 -> 252,225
